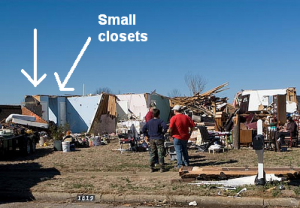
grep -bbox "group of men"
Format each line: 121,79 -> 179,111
142,104 -> 195,173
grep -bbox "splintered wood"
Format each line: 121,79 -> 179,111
179,166 -> 300,179
170,83 -> 229,117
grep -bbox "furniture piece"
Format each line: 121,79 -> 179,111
214,131 -> 231,149
208,147 -> 225,154
240,130 -> 252,146
195,125 -> 217,152
264,125 -> 277,151
273,95 -> 286,126
284,131 -> 298,148
117,132 -> 137,153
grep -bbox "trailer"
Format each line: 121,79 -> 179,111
0,128 -> 40,157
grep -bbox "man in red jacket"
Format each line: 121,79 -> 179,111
145,104 -> 156,122
169,105 -> 195,169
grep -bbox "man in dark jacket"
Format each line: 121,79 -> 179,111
142,109 -> 168,173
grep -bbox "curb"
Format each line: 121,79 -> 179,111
264,198 -> 299,207
32,192 -> 300,207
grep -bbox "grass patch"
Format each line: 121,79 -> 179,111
293,186 -> 300,195
12,141 -> 300,197
72,182 -> 94,189
109,183 -> 119,188
272,189 -> 281,197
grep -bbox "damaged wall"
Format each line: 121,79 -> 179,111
116,100 -> 128,120
66,95 -> 102,133
49,96 -> 67,126
22,107 -> 47,123
116,93 -> 170,123
116,94 -> 149,121
24,95 -> 42,118
149,93 -> 170,123
88,94 -> 117,134
39,96 -> 49,122
89,114 -> 116,135
24,94 -> 117,134
242,88 -> 297,113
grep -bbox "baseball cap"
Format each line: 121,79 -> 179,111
150,102 -> 156,108
172,105 -> 181,111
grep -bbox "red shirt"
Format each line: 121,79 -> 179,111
170,114 -> 195,140
145,111 -> 154,122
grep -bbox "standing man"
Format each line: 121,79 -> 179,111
142,109 -> 168,173
145,103 -> 156,122
169,105 -> 195,169
144,103 -> 159,164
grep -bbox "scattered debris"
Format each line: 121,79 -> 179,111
188,201 -> 197,206
189,174 -> 281,187
217,187 -> 236,190
180,166 -> 300,180
235,188 -> 247,197
170,83 -> 230,131
266,187 -> 276,192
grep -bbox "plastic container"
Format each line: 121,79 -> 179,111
70,143 -> 75,151
39,137 -> 44,147
62,141 -> 70,152
54,140 -> 62,151
89,139 -> 93,147
170,153 -> 177,161
93,136 -> 101,146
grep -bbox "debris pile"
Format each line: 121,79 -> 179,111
170,83 -> 233,132
170,82 -> 229,116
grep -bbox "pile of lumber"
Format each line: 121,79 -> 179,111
179,166 -> 300,180
170,83 -> 229,117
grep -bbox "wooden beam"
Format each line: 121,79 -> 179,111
179,166 -> 300,179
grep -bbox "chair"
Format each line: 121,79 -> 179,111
284,130 -> 298,148
196,126 -> 217,152
118,129 -> 139,153
264,127 -> 277,151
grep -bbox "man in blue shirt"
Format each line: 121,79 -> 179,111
142,109 -> 168,173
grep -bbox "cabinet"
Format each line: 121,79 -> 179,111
240,130 -> 252,145
273,95 -> 286,125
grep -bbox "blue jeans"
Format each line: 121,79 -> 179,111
173,138 -> 189,168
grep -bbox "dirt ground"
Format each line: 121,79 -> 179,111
1,138 -> 300,201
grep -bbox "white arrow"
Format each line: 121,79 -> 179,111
21,29 -> 47,87
54,37 -> 91,91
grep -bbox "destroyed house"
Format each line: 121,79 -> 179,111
116,93 -> 170,123
170,83 -> 230,131
238,87 -> 297,125
24,94 -> 117,134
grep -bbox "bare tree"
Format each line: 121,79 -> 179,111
95,87 -> 113,94
168,89 -> 182,98
184,72 -> 207,95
